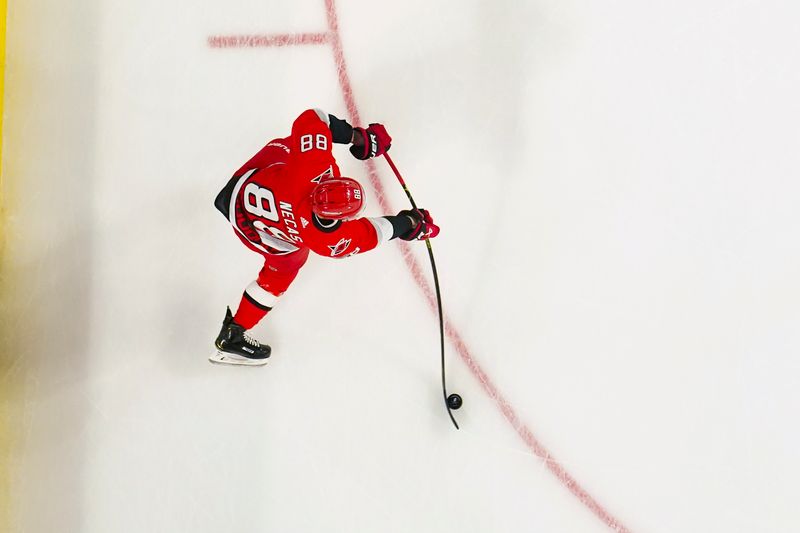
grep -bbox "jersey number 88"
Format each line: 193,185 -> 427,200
243,183 -> 279,222
300,134 -> 328,152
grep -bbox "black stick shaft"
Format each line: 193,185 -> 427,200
383,153 -> 459,430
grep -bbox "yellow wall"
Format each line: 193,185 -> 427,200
0,0 -> 9,528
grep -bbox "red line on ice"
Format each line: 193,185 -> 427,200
207,32 -> 329,48
209,2 -> 632,531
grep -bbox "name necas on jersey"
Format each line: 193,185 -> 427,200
222,109 -> 389,259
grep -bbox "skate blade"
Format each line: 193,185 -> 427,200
209,350 -> 269,367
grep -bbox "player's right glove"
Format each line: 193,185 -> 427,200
398,208 -> 440,241
350,123 -> 392,160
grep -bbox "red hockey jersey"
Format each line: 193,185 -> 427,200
216,109 -> 393,259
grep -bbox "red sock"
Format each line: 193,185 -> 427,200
233,292 -> 270,330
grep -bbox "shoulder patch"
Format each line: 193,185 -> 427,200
328,238 -> 352,257
311,165 -> 334,184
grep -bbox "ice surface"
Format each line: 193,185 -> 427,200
3,0 -> 800,532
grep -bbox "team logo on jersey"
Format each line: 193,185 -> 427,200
345,247 -> 361,257
300,217 -> 310,228
311,165 -> 334,184
328,238 -> 352,257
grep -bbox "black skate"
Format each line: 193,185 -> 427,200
209,307 -> 271,366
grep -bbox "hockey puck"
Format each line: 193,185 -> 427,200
446,393 -> 463,410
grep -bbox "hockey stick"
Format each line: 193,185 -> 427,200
383,152 -> 460,430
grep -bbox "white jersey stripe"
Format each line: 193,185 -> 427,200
313,108 -> 330,125
253,228 -> 300,253
244,280 -> 281,308
367,217 -> 394,247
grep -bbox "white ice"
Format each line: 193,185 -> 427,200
3,0 -> 800,532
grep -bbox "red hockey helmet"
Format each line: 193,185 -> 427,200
310,177 -> 365,220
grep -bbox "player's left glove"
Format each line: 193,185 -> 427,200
398,208 -> 440,241
350,123 -> 392,160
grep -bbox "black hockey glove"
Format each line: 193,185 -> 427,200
350,123 -> 392,160
397,208 -> 440,241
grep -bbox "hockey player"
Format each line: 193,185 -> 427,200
211,109 -> 439,366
